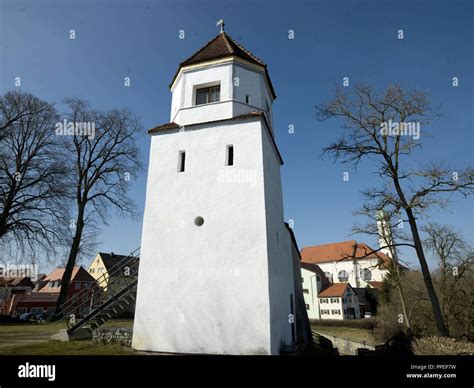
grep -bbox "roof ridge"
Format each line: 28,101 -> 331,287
302,240 -> 357,250
220,32 -> 235,54
223,32 -> 266,66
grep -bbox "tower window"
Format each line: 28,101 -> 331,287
196,85 -> 220,105
245,95 -> 250,104
178,151 -> 186,172
226,145 -> 234,166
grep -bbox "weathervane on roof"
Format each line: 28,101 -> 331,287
216,19 -> 225,33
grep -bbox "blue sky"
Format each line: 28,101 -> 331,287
1,0 -> 472,273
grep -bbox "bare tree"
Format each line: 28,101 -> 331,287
317,83 -> 474,336
0,91 -> 68,257
424,223 -> 473,337
55,99 -> 142,317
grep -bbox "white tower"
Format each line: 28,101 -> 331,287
376,210 -> 395,259
132,31 -> 297,355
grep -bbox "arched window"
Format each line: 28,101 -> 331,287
338,270 -> 349,282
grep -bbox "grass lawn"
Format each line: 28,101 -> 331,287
0,319 -> 134,355
311,324 -> 379,346
0,340 -> 136,355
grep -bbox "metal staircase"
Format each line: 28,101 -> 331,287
57,248 -> 140,337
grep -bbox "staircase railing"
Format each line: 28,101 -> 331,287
67,279 -> 138,334
57,248 -> 140,328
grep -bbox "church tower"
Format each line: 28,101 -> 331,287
132,30 -> 297,355
376,210 -> 396,259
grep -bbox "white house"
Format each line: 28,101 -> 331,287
299,232 -> 406,320
301,262 -> 361,320
317,283 -> 361,320
300,262 -> 327,320
301,240 -> 392,289
132,29 -> 307,355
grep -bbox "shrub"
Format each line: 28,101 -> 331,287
373,303 -> 404,342
412,336 -> 474,355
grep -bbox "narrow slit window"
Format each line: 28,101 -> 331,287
226,145 -> 234,166
245,95 -> 250,104
178,151 -> 186,172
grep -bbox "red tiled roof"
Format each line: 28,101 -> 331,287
170,32 -> 276,99
37,266 -> 94,293
301,240 -> 392,269
43,267 -> 81,282
318,282 -> 350,298
148,122 -> 180,133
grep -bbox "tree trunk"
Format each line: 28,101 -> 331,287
404,207 -> 449,336
390,174 -> 449,336
396,271 -> 411,332
54,204 -> 85,319
0,183 -> 16,238
440,256 -> 450,335
382,218 -> 411,332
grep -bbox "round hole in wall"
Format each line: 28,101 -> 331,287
194,216 -> 204,227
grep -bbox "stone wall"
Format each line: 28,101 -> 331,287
312,330 -> 376,355
92,328 -> 133,347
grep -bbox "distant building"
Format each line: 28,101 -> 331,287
87,252 -> 138,293
0,277 -> 34,315
300,263 -> 361,320
300,240 -> 392,288
5,293 -> 58,317
3,266 -> 95,317
317,283 -> 361,320
300,262 -> 329,320
300,239 -> 402,319
36,266 -> 95,295
0,277 -> 33,297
